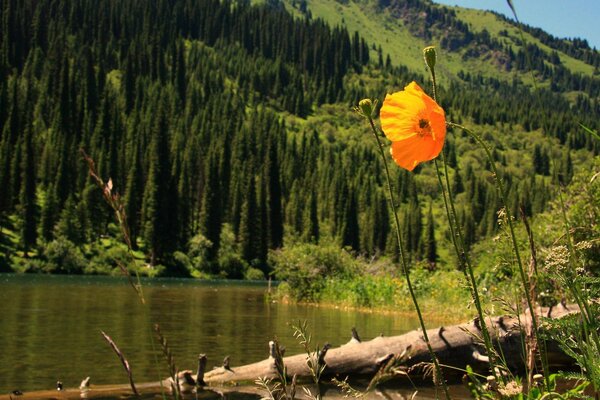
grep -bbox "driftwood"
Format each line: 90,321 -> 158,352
204,303 -> 577,384
0,304 -> 579,400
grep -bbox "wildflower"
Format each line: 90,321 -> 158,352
498,381 -> 522,397
380,82 -> 446,171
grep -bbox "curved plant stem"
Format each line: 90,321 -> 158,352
556,184 -> 596,336
433,157 -> 498,375
448,121 -> 549,386
365,116 -> 451,400
429,67 -> 501,378
427,67 -> 498,379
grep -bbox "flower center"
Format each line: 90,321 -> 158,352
418,118 -> 433,138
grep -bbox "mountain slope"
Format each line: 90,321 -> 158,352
0,0 -> 598,279
283,0 -> 599,94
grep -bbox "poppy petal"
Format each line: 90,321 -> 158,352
380,81 -> 446,171
390,134 -> 445,171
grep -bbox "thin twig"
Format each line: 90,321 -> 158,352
101,331 -> 139,396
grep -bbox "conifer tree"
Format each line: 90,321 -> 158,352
141,100 -> 177,266
462,209 -> 476,252
373,191 -> 388,253
80,181 -> 108,242
239,175 -> 260,264
341,190 -> 360,251
199,149 -> 222,261
40,185 -> 57,243
174,40 -> 187,104
54,196 -> 84,245
452,167 -> 464,194
124,145 -> 143,249
532,144 -> 544,175
304,191 -> 319,244
19,125 -> 37,257
0,79 -> 19,217
266,140 -> 283,249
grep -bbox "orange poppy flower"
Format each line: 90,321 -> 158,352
380,82 -> 446,171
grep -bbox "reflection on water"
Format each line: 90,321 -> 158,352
0,274 -> 458,395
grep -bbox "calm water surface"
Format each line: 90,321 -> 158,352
0,274 -> 458,394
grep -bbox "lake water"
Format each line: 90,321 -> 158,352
0,274 -> 465,396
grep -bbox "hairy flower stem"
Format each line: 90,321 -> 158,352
448,122 -> 549,388
366,116 -> 451,400
426,62 -> 498,379
433,157 -> 498,375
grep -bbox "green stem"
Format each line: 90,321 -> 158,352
556,185 -> 598,347
366,117 -> 450,400
448,121 -> 549,389
433,157 -> 498,375
430,69 -> 438,106
427,65 -> 498,378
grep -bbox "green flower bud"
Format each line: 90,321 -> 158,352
358,98 -> 373,117
423,46 -> 437,70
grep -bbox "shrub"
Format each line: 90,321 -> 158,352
244,266 -> 265,280
42,236 -> 86,274
187,233 -> 213,274
86,245 -> 132,275
270,242 -> 359,302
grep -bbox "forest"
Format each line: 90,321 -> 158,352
0,0 -> 598,285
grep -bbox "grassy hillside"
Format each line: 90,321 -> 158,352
282,0 -> 597,91
450,7 -> 595,75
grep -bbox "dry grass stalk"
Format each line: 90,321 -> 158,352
100,330 -> 139,396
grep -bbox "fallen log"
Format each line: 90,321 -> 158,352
0,304 -> 578,400
204,303 -> 578,384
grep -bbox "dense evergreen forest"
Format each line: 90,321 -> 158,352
0,0 -> 598,278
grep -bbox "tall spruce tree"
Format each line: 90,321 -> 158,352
40,183 -> 58,243
141,99 -> 178,267
239,174 -> 260,264
124,144 -> 143,249
19,125 -> 37,257
266,140 -> 283,249
304,191 -> 319,244
341,190 -> 360,251
199,149 -> 222,261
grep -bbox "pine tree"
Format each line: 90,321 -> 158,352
174,40 -> 187,104
266,140 -> 283,249
52,56 -> 75,208
558,150 -> 574,185
532,144 -> 543,174
373,190 -> 388,253
199,149 -> 222,260
0,79 -> 19,217
451,167 -> 464,194
141,100 -> 177,266
54,196 -> 84,245
40,185 -> 58,243
462,209 -> 476,252
124,145 -> 143,249
80,181 -> 108,242
407,198 -> 422,260
19,125 -> 37,257
304,191 -> 319,244
341,190 -> 360,251
239,175 -> 260,264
